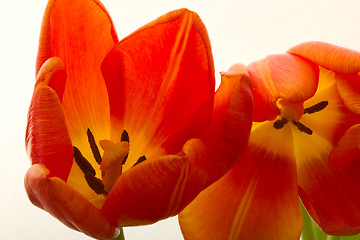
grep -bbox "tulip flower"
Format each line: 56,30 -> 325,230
24,0 -> 253,239
179,41 -> 360,240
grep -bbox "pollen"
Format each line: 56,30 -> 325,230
304,101 -> 328,114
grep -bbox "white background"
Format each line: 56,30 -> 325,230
1,0 -> 360,239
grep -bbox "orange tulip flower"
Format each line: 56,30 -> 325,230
179,42 -> 360,240
24,0 -> 253,239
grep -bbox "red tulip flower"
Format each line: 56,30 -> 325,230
179,42 -> 360,240
24,0 -> 253,239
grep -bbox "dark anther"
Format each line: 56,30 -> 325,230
292,121 -> 313,135
133,155 -> 147,166
304,101 -> 328,114
122,153 -> 128,165
87,129 -> 102,165
121,130 -> 130,143
73,146 -> 96,176
84,172 -> 107,195
273,118 -> 288,129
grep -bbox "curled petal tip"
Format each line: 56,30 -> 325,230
36,57 -> 65,84
112,228 -> 120,239
220,63 -> 253,91
35,57 -> 67,101
220,63 -> 249,78
288,41 -> 360,74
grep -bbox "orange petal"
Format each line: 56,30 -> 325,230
335,72 -> 360,114
288,41 -> 360,74
298,150 -> 360,235
194,63 -> 253,183
35,57 -> 67,102
101,9 -> 215,156
26,75 -> 72,181
37,0 -> 119,146
179,143 -> 301,240
24,164 -> 119,240
101,139 -> 208,227
328,124 -> 360,168
247,54 -> 319,121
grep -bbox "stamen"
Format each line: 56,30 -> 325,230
87,128 -> 102,165
304,101 -> 328,114
122,153 -> 128,165
73,146 -> 96,176
292,121 -> 313,135
121,130 -> 129,143
133,155 -> 147,166
85,171 -> 107,195
273,118 -> 288,129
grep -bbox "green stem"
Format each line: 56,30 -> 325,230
114,227 -> 125,240
301,202 -> 316,240
326,236 -> 341,240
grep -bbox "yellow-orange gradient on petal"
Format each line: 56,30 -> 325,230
179,42 -> 360,240
24,1 -> 254,239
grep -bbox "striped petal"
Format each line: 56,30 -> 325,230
193,64 -> 253,184
335,72 -> 360,114
288,41 -> 360,74
26,59 -> 72,181
24,164 -> 119,240
247,54 -> 319,121
37,0 -> 119,149
101,9 -> 215,167
101,139 -> 208,227
298,155 -> 360,235
179,137 -> 301,240
328,124 -> 360,168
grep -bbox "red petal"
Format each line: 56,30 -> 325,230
37,0 -> 118,145
101,139 -> 208,226
179,141 -> 301,240
194,64 -> 253,183
288,41 -> 360,74
328,124 -> 360,167
247,54 -> 319,121
35,57 -> 67,102
36,0 -> 118,74
26,71 -> 73,181
24,164 -> 119,240
101,9 -> 215,158
335,72 -> 360,114
298,150 -> 360,235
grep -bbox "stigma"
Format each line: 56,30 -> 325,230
73,129 -> 147,195
273,99 -> 329,135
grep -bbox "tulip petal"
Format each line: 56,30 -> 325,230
26,78 -> 73,181
288,41 -> 360,74
193,64 -> 253,183
37,0 -> 119,148
328,124 -> 360,168
335,72 -> 360,114
101,139 -> 208,227
300,67 -> 358,146
24,164 -> 119,240
35,57 -> 67,102
298,156 -> 360,235
101,9 -> 215,166
247,54 -> 319,121
179,134 -> 301,240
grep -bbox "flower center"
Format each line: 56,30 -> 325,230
73,129 -> 146,195
273,98 -> 328,135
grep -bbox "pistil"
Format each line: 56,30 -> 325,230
73,129 -> 148,196
273,99 -> 329,135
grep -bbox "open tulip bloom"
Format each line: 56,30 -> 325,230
24,0 -> 253,239
179,42 -> 360,240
